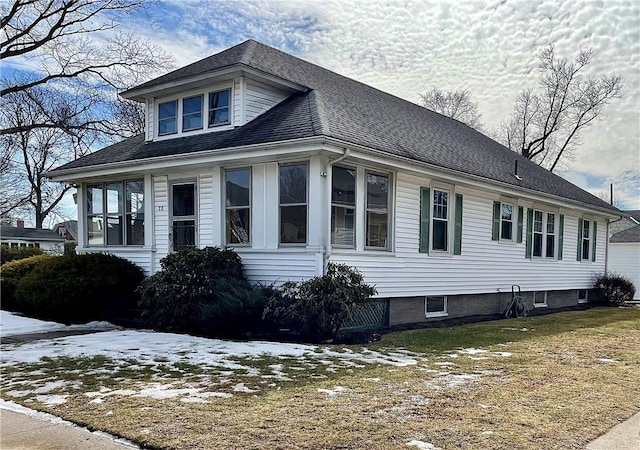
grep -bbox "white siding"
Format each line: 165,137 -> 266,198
330,172 -> 608,297
153,175 -> 169,273
238,251 -> 319,285
233,78 -> 243,126
245,80 -> 288,123
609,243 -> 640,299
198,171 -> 215,246
146,98 -> 154,141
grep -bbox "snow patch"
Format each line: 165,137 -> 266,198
407,440 -> 437,449
317,386 -> 348,396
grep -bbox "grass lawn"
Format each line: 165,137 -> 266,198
2,306 -> 639,449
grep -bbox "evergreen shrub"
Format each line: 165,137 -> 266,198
1,254 -> 55,310
594,272 -> 636,306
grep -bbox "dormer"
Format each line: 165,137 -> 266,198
121,41 -> 308,142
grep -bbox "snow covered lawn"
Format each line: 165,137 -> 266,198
1,310 -> 115,337
1,308 -> 639,449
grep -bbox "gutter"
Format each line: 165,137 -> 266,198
324,148 -> 351,273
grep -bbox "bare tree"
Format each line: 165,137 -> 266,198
420,86 -> 483,130
500,45 -> 622,172
1,0 -> 174,227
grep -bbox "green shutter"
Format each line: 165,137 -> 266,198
517,206 -> 524,243
592,221 -> 597,262
492,201 -> 501,240
558,214 -> 564,260
419,187 -> 430,254
525,208 -> 533,259
454,194 -> 463,255
577,218 -> 583,261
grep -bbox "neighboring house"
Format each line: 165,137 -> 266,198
608,225 -> 640,300
53,220 -> 78,244
609,210 -> 640,236
1,224 -> 65,253
48,40 -> 622,326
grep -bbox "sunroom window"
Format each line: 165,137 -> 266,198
279,163 -> 307,244
331,166 -> 356,247
225,168 -> 251,245
86,181 -> 144,246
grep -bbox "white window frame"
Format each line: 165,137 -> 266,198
182,94 -> 204,132
224,167 -> 251,246
425,295 -> 448,318
578,289 -> 589,303
581,219 -> 591,261
331,165 -> 357,249
278,162 -> 308,246
155,84 -> 233,139
500,201 -> 515,241
532,208 -> 558,259
170,180 -> 198,252
430,184 -> 453,254
207,88 -> 232,128
533,291 -> 548,308
364,170 -> 391,251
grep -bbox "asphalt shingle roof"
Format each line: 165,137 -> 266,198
610,225 -> 640,243
1,226 -> 65,241
53,40 -> 617,213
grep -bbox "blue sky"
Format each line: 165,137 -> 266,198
110,0 -> 640,209
8,0 -> 640,223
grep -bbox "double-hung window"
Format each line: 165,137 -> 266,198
225,168 -> 251,245
208,89 -> 230,127
581,219 -> 591,260
86,181 -> 145,246
182,95 -> 203,131
365,172 -> 389,249
279,163 -> 307,244
526,208 -> 563,259
331,166 -> 356,247
432,189 -> 449,251
501,202 -> 514,240
158,100 -> 178,135
532,210 -> 544,257
545,213 -> 556,258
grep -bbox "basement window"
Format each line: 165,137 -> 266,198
425,296 -> 448,318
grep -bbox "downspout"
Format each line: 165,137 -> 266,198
324,148 -> 351,273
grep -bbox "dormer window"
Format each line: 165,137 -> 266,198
208,89 -> 230,127
158,100 -> 178,135
182,95 -> 203,131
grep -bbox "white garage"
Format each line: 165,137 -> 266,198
608,225 -> 640,300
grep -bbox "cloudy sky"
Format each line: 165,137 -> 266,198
120,0 -> 639,208
8,0 -> 639,219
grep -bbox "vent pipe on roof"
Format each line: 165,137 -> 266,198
513,160 -> 522,181
610,183 -> 614,205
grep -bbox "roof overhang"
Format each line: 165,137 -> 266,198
122,64 -> 308,102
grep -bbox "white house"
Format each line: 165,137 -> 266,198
1,224 -> 65,253
608,226 -> 640,300
48,40 -> 622,326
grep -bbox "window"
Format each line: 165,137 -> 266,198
578,290 -> 588,303
19,243 -> 26,247
208,89 -> 230,127
171,182 -> 196,251
365,172 -> 389,249
532,210 -> 543,257
432,189 -> 449,251
501,202 -> 514,240
86,181 -> 145,246
158,100 -> 177,135
425,296 -> 447,317
225,168 -> 251,245
182,95 -> 203,131
279,163 -> 307,244
331,166 -> 356,247
526,208 -> 561,259
10,243 -> 18,248
581,220 -> 591,261
533,291 -> 548,307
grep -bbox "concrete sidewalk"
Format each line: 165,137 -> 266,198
0,408 -> 137,450
586,411 -> 640,450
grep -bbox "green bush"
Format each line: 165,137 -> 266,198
138,246 -> 268,337
1,246 -> 45,265
1,254 -> 55,310
263,263 -> 377,342
594,272 -> 636,306
15,253 -> 144,323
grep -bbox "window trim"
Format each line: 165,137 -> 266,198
331,164 -> 357,249
500,201 -> 515,241
529,207 -> 559,259
278,162 -> 309,246
85,180 -> 145,247
224,167 -> 252,246
425,295 -> 448,318
364,170 -> 391,251
430,184 -> 453,254
182,94 -> 204,132
581,219 -> 591,261
533,291 -> 548,308
155,84 -> 233,139
170,179 -> 198,252
207,88 -> 232,128
578,290 -> 589,303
